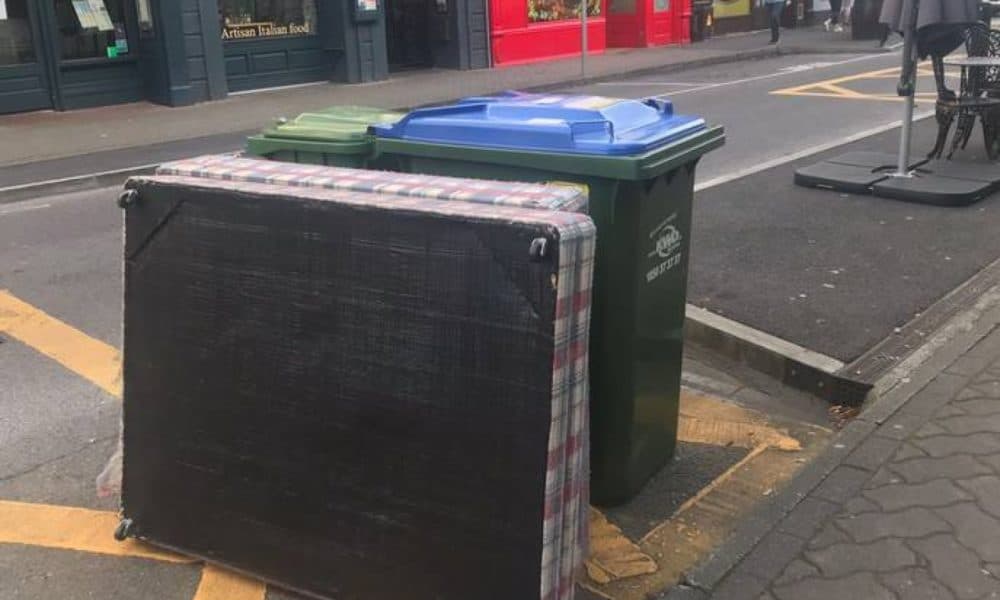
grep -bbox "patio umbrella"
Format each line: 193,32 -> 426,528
880,0 -> 980,176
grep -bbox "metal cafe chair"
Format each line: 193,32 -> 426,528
929,23 -> 1000,160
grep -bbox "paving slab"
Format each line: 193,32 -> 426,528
688,326 -> 1000,600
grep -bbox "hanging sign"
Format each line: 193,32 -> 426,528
222,21 -> 314,39
72,0 -> 114,31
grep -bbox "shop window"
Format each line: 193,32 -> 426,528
528,0 -> 600,22
0,0 -> 36,65
54,0 -> 133,60
221,0 -> 317,40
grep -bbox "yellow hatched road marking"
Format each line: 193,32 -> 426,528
0,500 -> 189,563
772,62 -> 945,103
0,289 -> 121,397
194,565 -> 267,600
0,290 -> 262,600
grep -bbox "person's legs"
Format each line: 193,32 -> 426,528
828,0 -> 842,24
769,1 -> 784,43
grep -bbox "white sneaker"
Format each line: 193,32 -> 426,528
833,23 -> 844,32
824,18 -> 832,31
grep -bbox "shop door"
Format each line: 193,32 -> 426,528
386,0 -> 431,70
0,0 -> 55,114
43,0 -> 144,111
649,0 -> 673,45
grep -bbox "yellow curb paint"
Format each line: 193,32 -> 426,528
194,565 -> 267,600
0,289 -> 121,398
586,508 -> 657,584
0,500 -> 190,563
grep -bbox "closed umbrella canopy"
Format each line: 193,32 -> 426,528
880,0 -> 980,57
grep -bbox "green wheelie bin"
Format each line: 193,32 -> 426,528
245,106 -> 403,168
371,94 -> 724,505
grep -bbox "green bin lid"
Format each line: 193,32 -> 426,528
262,106 -> 404,143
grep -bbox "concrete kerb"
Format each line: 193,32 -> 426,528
684,305 -> 871,407
520,46 -> 781,96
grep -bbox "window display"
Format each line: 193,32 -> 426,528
528,0 -> 600,22
55,0 -> 132,60
221,0 -> 317,40
0,0 -> 36,65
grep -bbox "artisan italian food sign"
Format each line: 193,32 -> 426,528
222,21 -> 313,39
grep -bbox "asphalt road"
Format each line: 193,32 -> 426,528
0,50 -> 925,599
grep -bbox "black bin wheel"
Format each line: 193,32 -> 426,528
114,518 -> 134,542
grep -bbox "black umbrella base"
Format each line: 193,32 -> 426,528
795,152 -> 1000,206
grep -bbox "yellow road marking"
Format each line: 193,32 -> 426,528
0,291 -> 260,600
772,62 -> 945,104
194,565 -> 267,600
0,500 -> 189,563
678,415 -> 800,450
642,444 -> 770,545
0,289 -> 121,397
585,509 -> 657,584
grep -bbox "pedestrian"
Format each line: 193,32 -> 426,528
825,0 -> 845,32
765,0 -> 787,44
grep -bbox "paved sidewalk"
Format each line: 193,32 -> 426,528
0,26 -> 893,170
672,326 -> 1000,599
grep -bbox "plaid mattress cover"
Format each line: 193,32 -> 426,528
156,154 -> 588,213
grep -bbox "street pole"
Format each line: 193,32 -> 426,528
893,0 -> 920,178
581,0 -> 588,76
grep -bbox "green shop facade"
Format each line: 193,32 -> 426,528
0,0 -> 489,114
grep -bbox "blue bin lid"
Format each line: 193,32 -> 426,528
372,94 -> 707,156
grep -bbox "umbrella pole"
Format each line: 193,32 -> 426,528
892,0 -> 920,178
895,77 -> 916,177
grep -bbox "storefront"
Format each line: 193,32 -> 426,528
710,0 -> 813,34
0,0 -> 147,113
489,0 -> 605,66
0,0 -> 488,114
606,0 -> 690,48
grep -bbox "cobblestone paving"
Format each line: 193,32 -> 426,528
707,330 -> 1000,600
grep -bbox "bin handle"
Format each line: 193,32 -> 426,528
568,120 -> 614,143
641,97 -> 675,116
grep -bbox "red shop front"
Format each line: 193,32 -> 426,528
606,0 -> 691,47
490,0 -> 607,66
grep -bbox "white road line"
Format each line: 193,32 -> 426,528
0,162 -> 159,198
597,81 -> 712,87
694,111 -> 936,192
0,203 -> 51,216
643,52 -> 899,98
